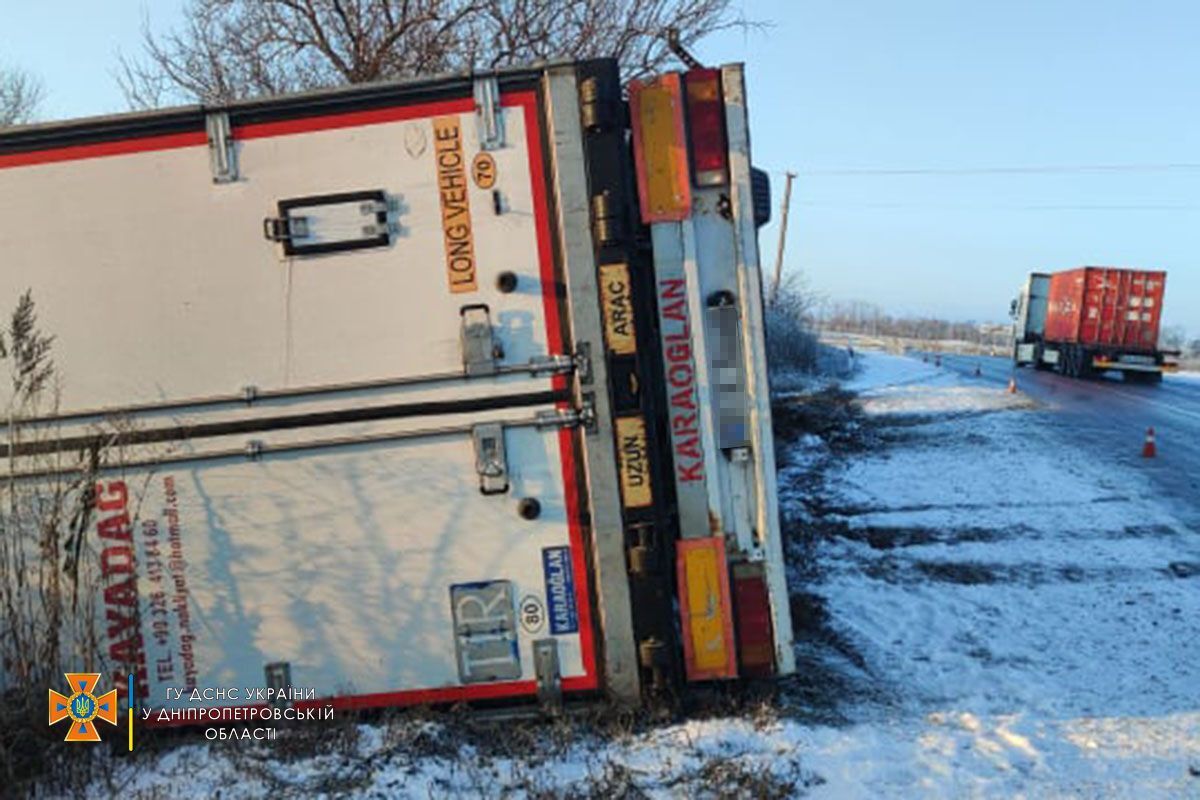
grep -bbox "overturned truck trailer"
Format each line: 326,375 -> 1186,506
0,58 -> 793,719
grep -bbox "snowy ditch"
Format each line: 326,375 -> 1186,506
37,352 -> 1200,798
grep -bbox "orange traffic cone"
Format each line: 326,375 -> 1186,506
1142,427 -> 1156,458
1007,377 -> 1017,394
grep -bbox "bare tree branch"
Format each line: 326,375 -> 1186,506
0,67 -> 44,127
119,0 -> 746,108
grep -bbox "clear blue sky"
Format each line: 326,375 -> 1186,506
3,0 -> 1197,331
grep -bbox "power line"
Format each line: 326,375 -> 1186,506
792,201 -> 1200,211
763,163 -> 1200,178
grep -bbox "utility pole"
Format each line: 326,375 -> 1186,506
770,171 -> 796,306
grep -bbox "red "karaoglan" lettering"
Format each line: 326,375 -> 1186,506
659,278 -> 704,483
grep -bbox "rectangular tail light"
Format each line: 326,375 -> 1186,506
731,562 -> 776,678
628,74 -> 692,223
683,69 -> 729,187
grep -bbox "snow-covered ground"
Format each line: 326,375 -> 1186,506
784,352 -> 1200,797
55,352 -> 1200,798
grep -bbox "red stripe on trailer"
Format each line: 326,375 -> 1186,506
0,97 -> 478,170
0,131 -> 208,170
235,97 -> 475,140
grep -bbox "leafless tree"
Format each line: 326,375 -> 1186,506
0,67 -> 44,126
119,0 -> 745,107
766,273 -> 824,380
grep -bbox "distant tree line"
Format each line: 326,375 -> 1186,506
1161,326 -> 1200,360
817,299 -> 1199,359
813,299 -> 1010,346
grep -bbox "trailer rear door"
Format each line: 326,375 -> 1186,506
0,76 -> 602,714
1045,267 -> 1166,351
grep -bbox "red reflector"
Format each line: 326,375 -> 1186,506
732,563 -> 775,678
684,69 -> 729,187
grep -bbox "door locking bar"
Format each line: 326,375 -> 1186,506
5,405 -> 590,482
7,354 -> 589,429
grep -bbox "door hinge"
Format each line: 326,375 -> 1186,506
627,524 -> 662,577
534,638 -> 563,714
206,112 -> 238,183
474,76 -> 505,151
637,637 -> 673,691
579,75 -> 617,132
472,422 -> 509,495
590,190 -> 626,248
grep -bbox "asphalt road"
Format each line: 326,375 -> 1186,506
916,351 -> 1200,531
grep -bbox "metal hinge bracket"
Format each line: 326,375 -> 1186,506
533,638 -> 563,714
264,661 -> 292,709
535,403 -> 587,431
576,393 -> 598,434
206,112 -> 238,183
474,76 -> 505,151
472,422 -> 509,495
573,342 -> 594,385
460,304 -> 499,376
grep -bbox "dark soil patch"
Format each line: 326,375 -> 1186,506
1168,562 -> 1200,579
914,560 -> 999,585
772,387 -> 874,453
776,591 -> 891,724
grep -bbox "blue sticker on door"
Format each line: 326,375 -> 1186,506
542,546 -> 578,635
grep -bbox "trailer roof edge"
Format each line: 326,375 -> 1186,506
0,57 -> 601,154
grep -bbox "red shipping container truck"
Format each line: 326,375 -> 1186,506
1012,267 -> 1178,383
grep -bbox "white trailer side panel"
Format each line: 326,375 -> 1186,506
90,419 -> 594,714
0,96 -> 557,413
